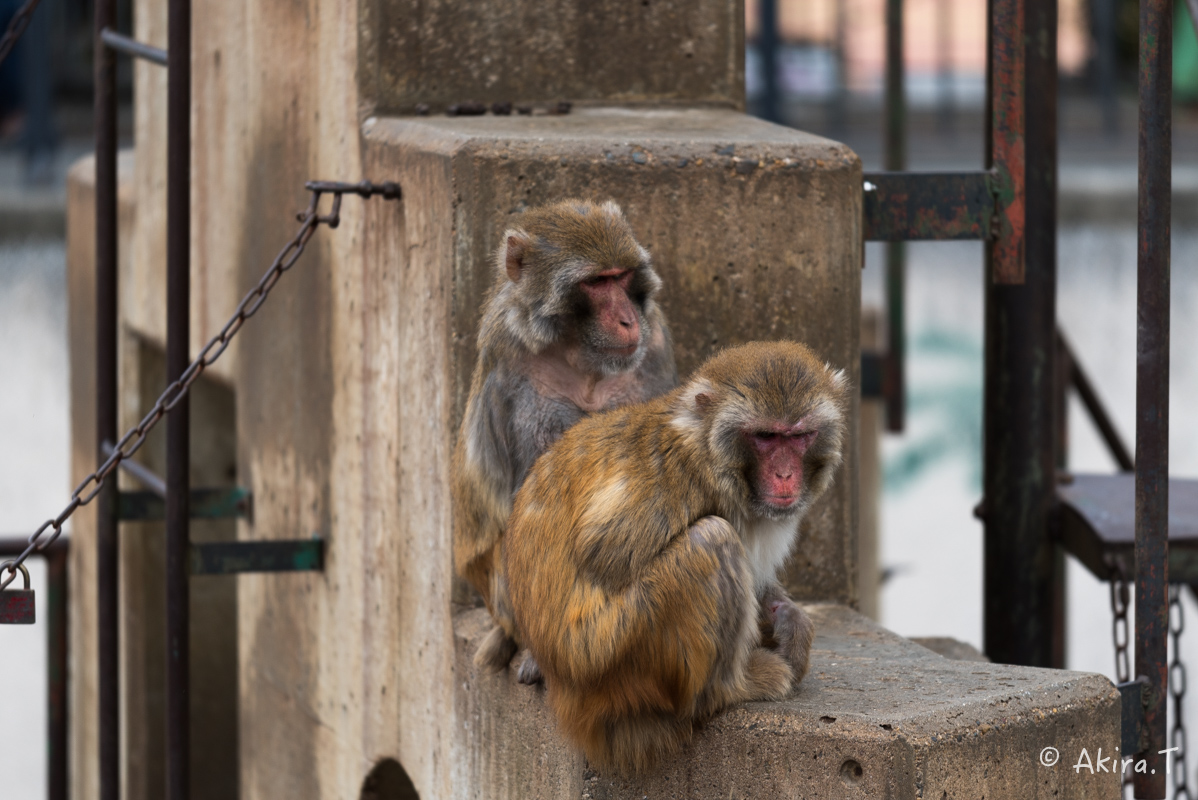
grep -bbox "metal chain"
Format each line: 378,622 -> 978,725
0,0 -> 41,67
1108,559 -> 1135,799
0,179 -> 400,590
1171,584 -> 1191,800
1110,558 -> 1131,684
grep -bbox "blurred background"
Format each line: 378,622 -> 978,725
1,0 -> 1197,795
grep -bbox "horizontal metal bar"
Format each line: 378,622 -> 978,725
102,440 -> 168,497
0,536 -> 69,556
863,171 -> 996,241
860,351 -> 883,398
189,540 -> 324,575
119,487 -> 251,521
100,28 -> 166,65
1056,474 -> 1198,581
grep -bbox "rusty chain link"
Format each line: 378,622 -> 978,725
1110,558 -> 1131,684
0,0 -> 41,67
1171,584 -> 1191,800
0,180 -> 400,590
1107,559 -> 1135,798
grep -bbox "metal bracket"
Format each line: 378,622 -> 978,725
1118,677 -> 1150,755
863,171 -> 997,242
118,487 -> 252,521
188,539 -> 324,575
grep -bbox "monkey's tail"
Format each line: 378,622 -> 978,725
569,707 -> 692,775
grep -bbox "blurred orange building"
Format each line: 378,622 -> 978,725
745,0 -> 1089,102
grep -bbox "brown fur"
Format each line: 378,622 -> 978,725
504,341 -> 849,773
452,199 -> 677,673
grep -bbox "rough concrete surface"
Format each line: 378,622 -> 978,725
910,637 -> 990,663
360,0 -> 744,116
455,605 -> 1120,799
363,107 -> 863,608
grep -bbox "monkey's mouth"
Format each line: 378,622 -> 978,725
762,494 -> 799,509
603,344 -> 639,357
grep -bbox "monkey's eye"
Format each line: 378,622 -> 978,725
752,432 -> 779,442
583,269 -> 632,288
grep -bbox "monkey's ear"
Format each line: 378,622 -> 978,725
694,393 -> 713,411
600,200 -> 624,218
826,365 -> 849,394
502,230 -> 531,283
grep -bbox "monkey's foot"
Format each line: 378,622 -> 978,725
741,647 -> 793,701
473,624 -> 519,672
516,652 -> 543,685
769,599 -> 815,682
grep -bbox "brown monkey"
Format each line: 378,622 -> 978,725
453,199 -> 677,681
504,340 -> 849,773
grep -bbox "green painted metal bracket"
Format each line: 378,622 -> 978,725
118,487 -> 252,521
189,539 -> 324,575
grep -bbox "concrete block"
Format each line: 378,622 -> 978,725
360,0 -> 744,115
362,107 -> 862,605
455,604 -> 1121,799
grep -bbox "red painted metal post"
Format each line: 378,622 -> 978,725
988,0 -> 1025,285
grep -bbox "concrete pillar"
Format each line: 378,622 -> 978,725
62,1 -> 1123,797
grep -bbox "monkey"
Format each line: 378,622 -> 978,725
452,198 -> 677,683
503,340 -> 849,774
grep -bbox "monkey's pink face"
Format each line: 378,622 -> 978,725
579,268 -> 641,356
745,422 -> 818,511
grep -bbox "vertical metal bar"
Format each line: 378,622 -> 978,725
989,0 -> 1025,284
830,0 -> 848,136
1095,0 -> 1120,136
983,0 -> 1057,667
883,0 -> 906,433
758,0 -> 780,123
166,0 -> 191,791
93,0 -> 119,792
47,544 -> 68,800
936,0 -> 955,136
1134,0 -> 1171,795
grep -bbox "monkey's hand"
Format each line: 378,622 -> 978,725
516,651 -> 544,685
766,596 -> 815,683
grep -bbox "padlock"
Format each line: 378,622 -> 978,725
0,563 -> 35,625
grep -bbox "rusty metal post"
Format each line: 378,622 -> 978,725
93,0 -> 119,792
883,0 -> 906,433
46,543 -> 68,800
936,0 -> 955,135
982,0 -> 1058,667
758,0 -> 780,124
1134,0 -> 1172,795
166,0 -> 191,792
0,537 -> 69,800
988,0 -> 1025,285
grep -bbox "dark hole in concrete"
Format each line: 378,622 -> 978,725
840,759 -> 864,785
361,758 -> 420,800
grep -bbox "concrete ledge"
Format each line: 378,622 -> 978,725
1061,166 -> 1198,225
0,189 -> 65,240
454,605 -> 1120,799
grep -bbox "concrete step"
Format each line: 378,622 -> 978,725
454,605 -> 1120,799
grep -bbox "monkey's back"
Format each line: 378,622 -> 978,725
506,396 -> 724,688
